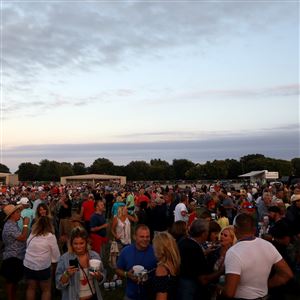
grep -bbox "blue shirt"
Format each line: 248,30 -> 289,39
2,220 -> 26,260
90,213 -> 107,237
117,244 -> 157,300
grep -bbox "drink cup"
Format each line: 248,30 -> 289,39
116,279 -> 122,287
104,282 -> 110,290
89,259 -> 101,273
133,265 -> 144,276
110,281 -> 116,290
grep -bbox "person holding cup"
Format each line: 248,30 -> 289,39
56,227 -> 106,300
116,224 -> 157,300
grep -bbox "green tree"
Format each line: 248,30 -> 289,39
240,154 -> 266,173
36,160 -> 61,181
72,162 -> 87,175
114,165 -> 127,176
149,159 -> 171,180
291,158 -> 300,176
172,159 -> 195,180
16,162 -> 39,181
60,162 -> 74,177
125,161 -> 150,180
203,160 -> 228,179
225,159 -> 242,179
89,158 -> 115,174
0,163 -> 9,173
185,164 -> 205,180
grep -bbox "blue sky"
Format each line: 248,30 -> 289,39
1,0 -> 299,172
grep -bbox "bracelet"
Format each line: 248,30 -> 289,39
124,271 -> 127,278
64,271 -> 70,278
23,225 -> 28,228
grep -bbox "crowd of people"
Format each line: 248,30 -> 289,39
0,180 -> 299,300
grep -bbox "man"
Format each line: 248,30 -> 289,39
136,188 -> 150,207
222,213 -> 293,299
90,199 -> 108,254
177,219 -> 224,300
223,192 -> 236,224
104,188 -> 114,219
16,197 -> 34,233
1,204 -> 29,300
126,190 -> 135,216
116,224 -> 157,300
174,195 -> 189,222
32,191 -> 46,215
285,193 -> 300,235
257,192 -> 272,222
80,193 -> 95,232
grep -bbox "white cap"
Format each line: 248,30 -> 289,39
17,197 -> 30,205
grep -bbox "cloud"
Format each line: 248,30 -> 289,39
4,123 -> 299,171
144,84 -> 300,105
2,2 -> 297,117
3,1 -> 296,77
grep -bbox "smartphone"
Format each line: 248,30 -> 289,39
69,258 -> 79,268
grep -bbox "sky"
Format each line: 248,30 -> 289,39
1,0 -> 299,173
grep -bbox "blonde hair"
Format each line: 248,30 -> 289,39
219,225 -> 237,245
152,232 -> 181,276
117,205 -> 127,218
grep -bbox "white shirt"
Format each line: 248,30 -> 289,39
24,233 -> 60,271
174,202 -> 188,222
225,237 -> 282,299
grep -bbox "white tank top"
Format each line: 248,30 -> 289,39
79,267 -> 94,298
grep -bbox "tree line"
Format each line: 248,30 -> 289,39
0,154 -> 299,182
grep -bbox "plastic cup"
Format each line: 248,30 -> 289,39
110,281 -> 116,290
133,265 -> 144,276
104,282 -> 110,290
116,279 -> 122,287
89,259 -> 101,273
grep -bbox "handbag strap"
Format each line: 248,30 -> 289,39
27,235 -> 36,247
78,262 -> 96,297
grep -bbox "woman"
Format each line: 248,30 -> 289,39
207,225 -> 237,299
0,204 -> 29,300
24,215 -> 60,300
208,225 -> 237,271
56,227 -> 106,300
110,206 -> 138,268
217,206 -> 229,229
202,221 -> 221,256
169,220 -> 188,245
31,202 -> 51,226
111,195 -> 125,217
152,232 -> 181,300
111,205 -> 138,248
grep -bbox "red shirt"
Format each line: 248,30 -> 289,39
136,194 -> 150,206
82,200 -> 95,221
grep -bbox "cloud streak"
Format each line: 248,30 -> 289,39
4,124 -> 299,171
